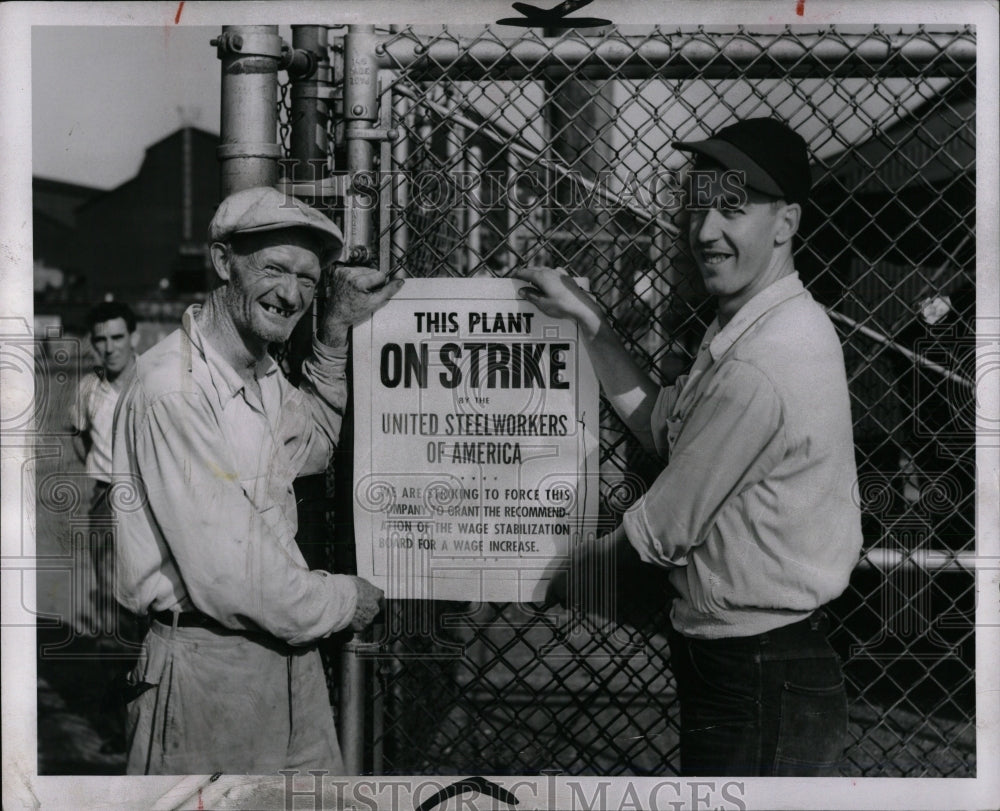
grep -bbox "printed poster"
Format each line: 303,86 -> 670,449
353,277 -> 599,601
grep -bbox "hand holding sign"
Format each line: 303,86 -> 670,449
514,266 -> 603,340
320,265 -> 405,346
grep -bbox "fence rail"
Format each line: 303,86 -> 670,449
375,31 -> 976,78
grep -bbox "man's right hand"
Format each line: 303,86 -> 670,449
319,265 -> 404,347
512,266 -> 604,340
348,576 -> 384,632
515,265 -> 661,450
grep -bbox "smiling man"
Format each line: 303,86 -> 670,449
70,301 -> 142,753
112,186 -> 402,775
516,118 -> 862,776
73,302 -> 140,492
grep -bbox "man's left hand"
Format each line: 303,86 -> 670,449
320,265 -> 404,346
348,575 -> 385,632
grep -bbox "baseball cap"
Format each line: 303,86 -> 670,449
673,118 -> 811,207
208,186 -> 344,255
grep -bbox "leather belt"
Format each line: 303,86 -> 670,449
150,610 -> 289,649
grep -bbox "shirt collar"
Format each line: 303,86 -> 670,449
180,304 -> 278,402
93,368 -> 115,390
708,273 -> 806,362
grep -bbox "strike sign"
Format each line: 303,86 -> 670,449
352,278 -> 599,601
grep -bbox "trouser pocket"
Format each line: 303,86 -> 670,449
772,656 -> 847,776
123,631 -> 171,774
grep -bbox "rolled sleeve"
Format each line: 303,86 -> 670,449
295,338 -> 349,476
622,360 -> 784,568
70,376 -> 92,432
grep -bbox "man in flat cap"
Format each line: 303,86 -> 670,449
112,186 -> 402,775
518,118 -> 862,775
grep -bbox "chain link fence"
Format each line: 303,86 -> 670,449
275,23 -> 976,777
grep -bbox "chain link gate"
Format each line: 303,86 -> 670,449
269,23 -> 977,778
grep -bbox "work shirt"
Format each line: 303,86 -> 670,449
622,273 -> 862,639
71,370 -> 119,482
112,305 -> 358,646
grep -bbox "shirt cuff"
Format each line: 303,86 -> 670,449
650,384 -> 680,460
322,572 -> 360,633
621,496 -> 688,569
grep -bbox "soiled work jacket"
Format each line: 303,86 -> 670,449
112,305 -> 357,645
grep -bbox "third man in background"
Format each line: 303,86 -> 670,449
70,300 -> 142,752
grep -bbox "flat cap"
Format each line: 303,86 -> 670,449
208,186 -> 344,254
674,118 -> 811,207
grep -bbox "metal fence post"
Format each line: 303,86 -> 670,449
214,25 -> 283,196
390,93 -> 412,270
283,26 -> 334,380
289,25 -> 332,186
342,24 -> 380,264
336,24 -> 381,776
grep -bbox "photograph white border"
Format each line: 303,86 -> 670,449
3,2 -> 997,809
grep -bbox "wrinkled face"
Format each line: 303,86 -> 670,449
219,230 -> 325,346
91,317 -> 137,377
687,186 -> 787,308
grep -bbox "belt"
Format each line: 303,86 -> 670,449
150,611 -> 290,649
151,609 -> 234,633
670,609 -> 833,649
767,609 -> 830,639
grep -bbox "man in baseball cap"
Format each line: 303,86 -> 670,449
674,116 -> 812,208
113,187 -> 402,774
518,117 -> 861,776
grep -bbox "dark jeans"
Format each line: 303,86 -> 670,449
90,480 -> 145,646
668,611 -> 848,776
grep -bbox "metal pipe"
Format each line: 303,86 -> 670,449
338,635 -> 367,774
289,26 -> 332,186
855,547 -> 978,572
335,25 -> 380,776
827,308 -> 974,389
376,31 -> 975,78
343,25 -> 380,262
370,618 -> 387,775
281,27 -> 334,386
379,93 -> 402,277
389,94 -> 412,273
214,25 -> 283,196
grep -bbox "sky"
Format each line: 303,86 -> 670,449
32,26 -> 222,189
29,20 -> 516,190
